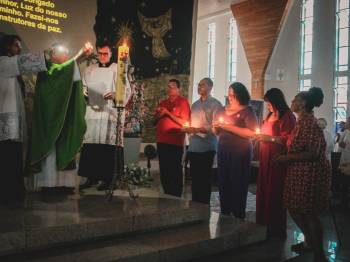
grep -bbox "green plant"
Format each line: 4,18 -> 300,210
123,163 -> 152,186
118,163 -> 153,199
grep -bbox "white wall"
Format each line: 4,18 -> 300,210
192,0 -> 251,104
266,0 -> 336,134
198,0 -> 246,18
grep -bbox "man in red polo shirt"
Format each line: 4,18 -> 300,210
155,79 -> 190,197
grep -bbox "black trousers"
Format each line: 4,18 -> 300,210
188,151 -> 216,204
157,143 -> 184,197
0,140 -> 25,204
78,144 -> 116,184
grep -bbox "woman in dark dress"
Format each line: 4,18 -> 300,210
256,88 -> 296,238
213,82 -> 258,219
276,87 -> 330,262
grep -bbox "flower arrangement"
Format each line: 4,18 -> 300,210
123,163 -> 152,186
118,163 -> 153,199
124,79 -> 147,138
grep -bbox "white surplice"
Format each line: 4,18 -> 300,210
82,63 -> 131,147
0,53 -> 46,143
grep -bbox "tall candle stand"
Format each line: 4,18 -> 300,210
106,42 -> 129,202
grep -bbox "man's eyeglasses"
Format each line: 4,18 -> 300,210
97,52 -> 110,57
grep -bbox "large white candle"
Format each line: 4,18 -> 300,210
115,42 -> 129,107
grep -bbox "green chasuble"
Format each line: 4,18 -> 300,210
30,59 -> 86,171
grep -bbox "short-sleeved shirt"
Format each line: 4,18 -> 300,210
217,106 -> 258,154
188,96 -> 223,153
156,95 -> 190,146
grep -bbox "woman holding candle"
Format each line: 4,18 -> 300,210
213,82 -> 258,219
275,87 -> 330,262
255,88 -> 296,238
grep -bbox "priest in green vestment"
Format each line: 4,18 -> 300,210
29,43 -> 93,190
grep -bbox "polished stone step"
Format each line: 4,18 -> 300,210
20,212 -> 266,262
0,189 -> 209,256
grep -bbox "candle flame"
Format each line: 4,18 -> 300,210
118,41 -> 129,60
183,122 -> 189,127
219,117 -> 224,124
255,128 -> 261,134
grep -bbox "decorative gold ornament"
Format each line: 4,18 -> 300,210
138,9 -> 172,60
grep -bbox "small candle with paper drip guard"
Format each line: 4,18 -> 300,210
181,121 -> 191,132
115,42 -> 129,107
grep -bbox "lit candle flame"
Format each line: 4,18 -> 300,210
119,41 -> 129,60
219,117 -> 224,124
183,122 -> 189,128
255,128 -> 261,134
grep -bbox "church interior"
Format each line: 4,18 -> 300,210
1,0 -> 350,261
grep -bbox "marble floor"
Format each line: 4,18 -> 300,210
189,188 -> 347,262
191,194 -> 350,262
136,157 -> 350,262
5,157 -> 349,262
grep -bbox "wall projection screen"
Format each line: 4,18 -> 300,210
0,0 -> 97,54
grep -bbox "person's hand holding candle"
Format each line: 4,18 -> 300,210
213,116 -> 225,127
212,116 -> 225,134
74,42 -> 94,61
157,107 -> 169,117
83,41 -> 93,56
181,121 -> 192,133
255,128 -> 278,143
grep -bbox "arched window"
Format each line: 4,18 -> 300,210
207,23 -> 216,80
334,0 -> 349,122
299,0 -> 314,91
228,18 -> 238,83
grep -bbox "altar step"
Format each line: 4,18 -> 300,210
5,212 -> 266,262
0,189 -> 209,256
0,189 -> 266,261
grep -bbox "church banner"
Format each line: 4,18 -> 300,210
94,0 -> 194,80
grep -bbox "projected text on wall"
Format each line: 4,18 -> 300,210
0,0 -> 67,33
